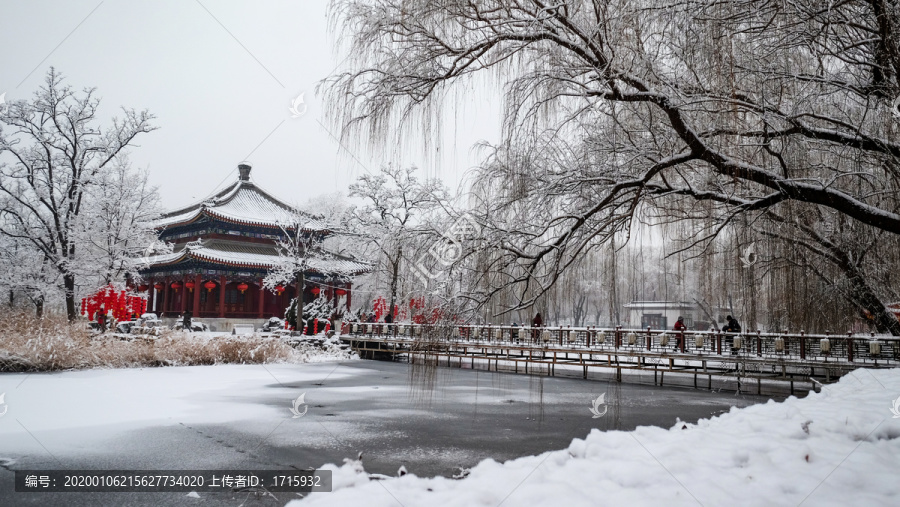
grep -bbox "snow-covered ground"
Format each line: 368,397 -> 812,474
292,368 -> 900,507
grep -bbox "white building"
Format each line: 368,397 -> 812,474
622,301 -> 730,331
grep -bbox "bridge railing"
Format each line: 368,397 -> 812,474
341,323 -> 900,364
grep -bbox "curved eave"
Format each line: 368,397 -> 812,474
155,208 -> 329,233
142,251 -> 190,268
189,251 -> 273,269
205,208 -> 328,232
143,249 -> 371,276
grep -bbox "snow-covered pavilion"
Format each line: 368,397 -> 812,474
138,163 -> 367,330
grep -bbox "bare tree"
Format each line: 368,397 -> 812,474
348,165 -> 447,320
0,234 -> 58,317
0,68 -> 156,320
74,158 -> 163,287
324,0 -> 900,333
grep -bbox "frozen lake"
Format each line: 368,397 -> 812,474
0,360 -> 774,506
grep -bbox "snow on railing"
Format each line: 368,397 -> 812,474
341,323 -> 899,363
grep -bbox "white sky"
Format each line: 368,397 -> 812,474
0,0 -> 501,208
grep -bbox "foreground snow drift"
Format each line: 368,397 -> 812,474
293,368 -> 900,507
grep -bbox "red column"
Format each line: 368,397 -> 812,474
257,279 -> 265,318
218,275 -> 226,318
179,275 -> 187,314
161,278 -> 169,317
346,282 -> 352,311
147,279 -> 155,314
192,274 -> 201,315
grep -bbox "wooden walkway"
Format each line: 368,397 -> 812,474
341,324 -> 900,396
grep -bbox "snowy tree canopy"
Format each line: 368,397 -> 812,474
348,165 -> 448,315
323,1 -> 900,332
0,68 -> 157,320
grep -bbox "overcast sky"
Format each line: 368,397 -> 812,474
0,0 -> 500,209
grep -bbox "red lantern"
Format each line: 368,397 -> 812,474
275,285 -> 285,295
171,281 -> 182,292
335,289 -> 347,296
204,281 -> 216,292
237,282 -> 249,294
138,284 -> 148,292
311,287 -> 320,296
154,282 -> 164,290
185,281 -> 195,292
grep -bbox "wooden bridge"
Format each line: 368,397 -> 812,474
341,324 -> 900,397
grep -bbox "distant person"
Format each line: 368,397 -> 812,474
531,312 -> 543,341
723,315 -> 741,333
384,313 -> 393,324
673,316 -> 686,350
182,309 -> 192,332
96,308 -> 107,333
723,315 -> 741,355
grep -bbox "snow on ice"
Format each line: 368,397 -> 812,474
291,368 -> 900,507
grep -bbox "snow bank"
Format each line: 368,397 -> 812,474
291,368 -> 900,507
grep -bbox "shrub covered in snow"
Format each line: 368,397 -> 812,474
0,312 -> 356,371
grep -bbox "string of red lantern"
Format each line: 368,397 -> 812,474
79,284 -> 149,323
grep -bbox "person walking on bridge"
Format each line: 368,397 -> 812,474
723,315 -> 741,334
531,312 -> 543,342
723,315 -> 741,355
673,316 -> 687,350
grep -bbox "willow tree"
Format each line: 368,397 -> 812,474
323,0 -> 900,333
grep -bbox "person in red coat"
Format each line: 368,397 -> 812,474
673,316 -> 686,350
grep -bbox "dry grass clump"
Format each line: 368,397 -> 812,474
0,312 -> 351,372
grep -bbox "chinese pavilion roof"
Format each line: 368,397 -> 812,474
141,164 -> 371,277
154,173 -> 326,231
143,239 -> 369,274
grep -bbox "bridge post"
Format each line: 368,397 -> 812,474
757,330 -> 761,357
716,332 -> 722,355
847,332 -> 854,362
800,330 -> 806,359
647,326 -> 652,351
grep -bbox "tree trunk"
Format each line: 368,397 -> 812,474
388,249 -> 401,321
64,273 -> 77,322
573,293 -> 586,327
844,265 -> 900,336
296,270 -> 305,307
608,237 -> 620,325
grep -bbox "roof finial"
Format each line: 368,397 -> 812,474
238,162 -> 252,181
